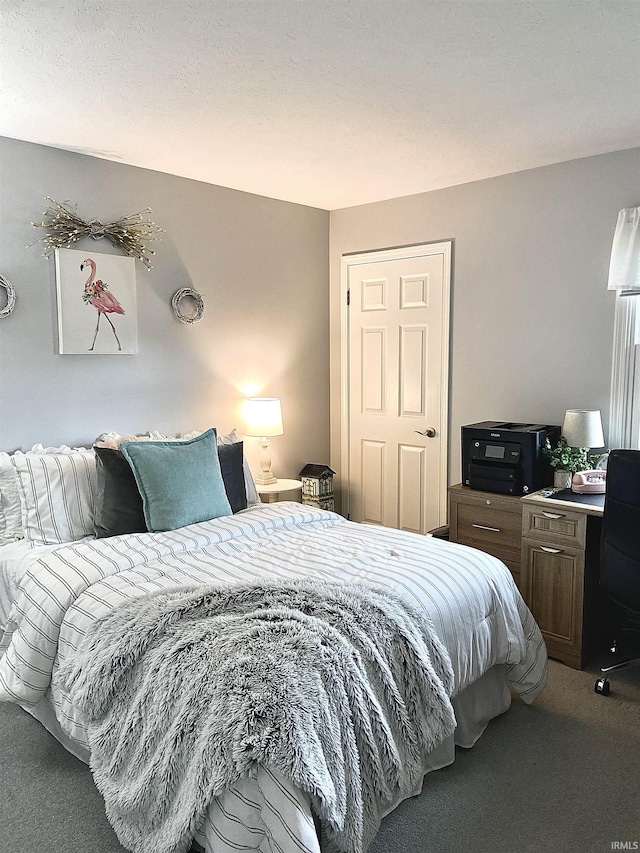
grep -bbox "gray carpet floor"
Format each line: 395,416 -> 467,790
1,658 -> 638,853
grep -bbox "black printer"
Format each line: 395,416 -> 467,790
462,421 -> 561,496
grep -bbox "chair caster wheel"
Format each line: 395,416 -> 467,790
594,677 -> 610,695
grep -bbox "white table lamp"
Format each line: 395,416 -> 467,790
562,409 -> 605,449
245,397 -> 284,485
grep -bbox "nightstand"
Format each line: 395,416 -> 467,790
255,479 -> 303,503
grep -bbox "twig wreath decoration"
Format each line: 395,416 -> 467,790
30,197 -> 163,271
171,288 -> 205,324
0,274 -> 16,318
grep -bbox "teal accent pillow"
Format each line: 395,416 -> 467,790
120,428 -> 231,533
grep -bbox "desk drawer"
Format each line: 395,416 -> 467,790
455,503 -> 522,564
522,504 -> 587,548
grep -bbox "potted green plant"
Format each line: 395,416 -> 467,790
542,436 -> 605,488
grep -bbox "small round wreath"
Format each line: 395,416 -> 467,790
171,288 -> 205,324
0,274 -> 16,318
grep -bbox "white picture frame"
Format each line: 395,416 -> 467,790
54,248 -> 138,355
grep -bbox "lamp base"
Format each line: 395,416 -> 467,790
256,438 -> 277,485
254,474 -> 277,485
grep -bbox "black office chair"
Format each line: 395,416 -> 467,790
594,449 -> 640,695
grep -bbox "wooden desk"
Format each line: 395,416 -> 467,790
449,484 -> 604,670
521,489 -> 604,670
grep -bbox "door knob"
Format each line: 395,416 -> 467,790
413,427 -> 437,438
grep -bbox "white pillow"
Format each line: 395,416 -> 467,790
217,429 -> 261,507
95,430 -> 200,449
0,452 -> 24,542
95,431 -> 173,449
12,448 -> 98,546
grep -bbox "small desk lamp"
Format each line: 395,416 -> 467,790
562,409 -> 605,493
245,397 -> 284,485
562,409 -> 605,452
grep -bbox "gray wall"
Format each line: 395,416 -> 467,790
330,148 -> 640,488
3,139 -> 637,494
0,137 -> 330,480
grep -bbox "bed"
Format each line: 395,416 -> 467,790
0,434 -> 547,853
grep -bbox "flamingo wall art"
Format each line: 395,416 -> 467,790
54,248 -> 138,355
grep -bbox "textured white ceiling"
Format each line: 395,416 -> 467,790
1,0 -> 639,209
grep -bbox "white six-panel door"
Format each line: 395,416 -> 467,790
342,243 -> 451,533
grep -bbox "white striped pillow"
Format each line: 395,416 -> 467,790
11,449 -> 98,546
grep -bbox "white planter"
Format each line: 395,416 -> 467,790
554,470 -> 573,489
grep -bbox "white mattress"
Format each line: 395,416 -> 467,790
0,502 -> 547,853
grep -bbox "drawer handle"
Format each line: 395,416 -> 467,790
542,511 -> 566,520
539,545 -> 564,554
472,523 -> 501,533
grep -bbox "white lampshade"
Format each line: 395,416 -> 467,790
562,409 -> 605,448
245,397 -> 284,437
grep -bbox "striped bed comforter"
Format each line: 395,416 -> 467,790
0,502 -> 547,853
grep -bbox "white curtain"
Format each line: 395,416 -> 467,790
607,206 -> 640,294
608,293 -> 639,449
608,207 -> 640,449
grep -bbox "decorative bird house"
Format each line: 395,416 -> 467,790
298,464 -> 336,511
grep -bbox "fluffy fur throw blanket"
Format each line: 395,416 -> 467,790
59,580 -> 456,853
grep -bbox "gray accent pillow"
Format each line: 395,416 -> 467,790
217,441 -> 247,513
94,446 -> 146,538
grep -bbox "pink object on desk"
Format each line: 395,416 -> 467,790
572,470 -> 607,494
